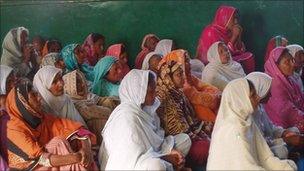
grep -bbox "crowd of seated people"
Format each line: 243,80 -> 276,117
1,4 -> 303,171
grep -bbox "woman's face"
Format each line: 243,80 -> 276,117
76,74 -> 86,96
28,89 -> 43,113
106,62 -> 123,83
6,72 -> 17,94
74,45 -> 87,64
146,37 -> 159,51
281,38 -> 288,47
54,59 -> 66,71
148,55 -> 162,73
184,53 -> 191,75
277,51 -> 295,76
172,67 -> 185,89
94,39 -> 105,58
119,52 -> 128,64
144,76 -> 156,106
49,42 -> 61,53
20,31 -> 28,49
294,50 -> 304,71
49,73 -> 64,96
218,43 -> 231,64
227,12 -> 239,29
249,85 -> 260,110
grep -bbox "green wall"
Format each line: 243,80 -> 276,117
1,0 -> 303,70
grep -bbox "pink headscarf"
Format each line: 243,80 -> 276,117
135,34 -> 159,69
196,5 -> 254,73
264,36 -> 288,63
106,43 -> 130,77
264,47 -> 304,132
196,5 -> 236,64
82,34 -> 98,66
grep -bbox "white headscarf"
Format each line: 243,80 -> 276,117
286,44 -> 303,58
202,41 -> 246,90
33,66 -> 86,125
246,72 -> 272,98
0,65 -> 13,95
190,59 -> 205,78
207,78 -> 296,170
99,69 -> 190,170
154,39 -> 173,56
40,52 -> 60,68
141,52 -> 162,70
1,27 -> 31,76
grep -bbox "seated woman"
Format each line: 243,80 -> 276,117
135,34 -> 160,69
159,49 -> 221,123
99,69 -> 191,170
63,70 -> 120,144
42,40 -> 62,57
156,61 -> 211,167
1,27 -> 38,78
40,53 -> 66,73
33,66 -> 86,125
82,33 -> 105,66
264,47 -> 304,133
106,43 -> 130,78
196,5 -> 254,74
246,72 -> 303,159
207,78 -> 297,170
141,52 -> 162,73
92,56 -> 123,97
265,35 -> 288,62
0,65 -> 16,171
154,39 -> 175,56
202,41 -> 246,90
6,81 -> 97,170
287,44 -> 304,92
60,44 -> 94,82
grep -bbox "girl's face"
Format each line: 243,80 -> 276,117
172,67 -> 185,89
106,62 -> 123,83
146,37 -> 159,51
277,52 -> 295,76
76,74 -> 86,96
28,89 -> 43,113
94,38 -> 105,58
74,45 -> 87,64
218,43 -> 231,64
49,73 -> 64,96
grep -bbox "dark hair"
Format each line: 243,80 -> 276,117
148,72 -> 155,86
32,35 -> 45,43
120,44 -> 126,54
47,40 -> 62,50
247,79 -> 255,93
91,33 -> 105,43
276,48 -> 290,64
